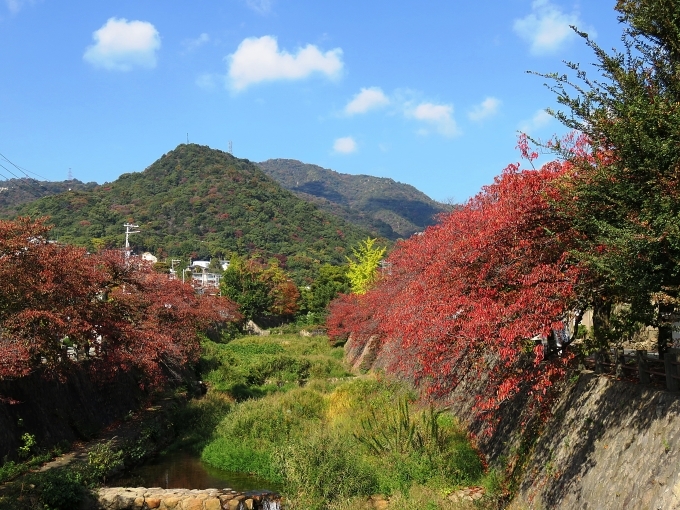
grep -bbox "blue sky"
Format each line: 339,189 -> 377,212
0,1 -> 623,202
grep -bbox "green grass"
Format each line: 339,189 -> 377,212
198,335 -> 350,398
196,334 -> 497,509
0,441 -> 71,485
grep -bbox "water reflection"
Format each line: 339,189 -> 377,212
114,449 -> 280,492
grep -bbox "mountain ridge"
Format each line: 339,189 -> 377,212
9,145 -> 375,282
0,178 -> 97,216
258,158 -> 450,240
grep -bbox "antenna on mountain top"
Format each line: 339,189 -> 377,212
228,141 -> 233,155
187,133 -> 189,144
68,168 -> 73,180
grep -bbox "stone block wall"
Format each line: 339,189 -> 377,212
97,487 -> 282,510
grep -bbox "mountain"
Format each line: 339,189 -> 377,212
0,178 -> 97,215
11,145 -> 376,282
258,159 -> 450,240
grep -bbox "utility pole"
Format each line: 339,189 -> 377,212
170,259 -> 181,279
123,223 -> 140,260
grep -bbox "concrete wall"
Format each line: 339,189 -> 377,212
0,366 -> 146,460
346,334 -> 680,509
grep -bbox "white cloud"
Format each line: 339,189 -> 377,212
5,0 -> 34,13
245,0 -> 274,14
182,33 -> 209,54
83,18 -> 161,71
408,102 -> 460,137
468,97 -> 501,122
227,35 -> 343,91
333,136 -> 357,154
520,109 -> 553,133
344,87 -> 390,115
513,0 -> 593,55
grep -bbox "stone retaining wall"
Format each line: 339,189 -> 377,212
97,487 -> 282,510
508,373 -> 680,509
348,333 -> 680,508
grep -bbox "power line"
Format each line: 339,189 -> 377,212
0,161 -> 24,180
0,151 -> 49,180
0,150 -> 71,199
0,163 -> 47,198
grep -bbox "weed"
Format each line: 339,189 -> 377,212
274,433 -> 378,507
36,468 -> 86,509
0,461 -> 22,484
87,441 -> 124,481
17,433 -> 36,459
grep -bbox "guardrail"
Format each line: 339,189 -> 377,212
583,347 -> 680,391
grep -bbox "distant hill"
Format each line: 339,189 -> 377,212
258,159 -> 450,240
11,145 -> 376,282
0,178 -> 97,215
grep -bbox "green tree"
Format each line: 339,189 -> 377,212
220,257 -> 300,324
540,0 -> 680,354
221,257 -> 273,323
208,257 -> 225,274
153,261 -> 170,274
299,264 -> 351,321
346,238 -> 386,295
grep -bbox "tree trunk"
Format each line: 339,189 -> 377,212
592,295 -> 612,354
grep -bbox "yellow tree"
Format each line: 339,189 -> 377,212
346,238 -> 386,295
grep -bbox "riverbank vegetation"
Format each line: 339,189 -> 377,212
188,335 -> 500,509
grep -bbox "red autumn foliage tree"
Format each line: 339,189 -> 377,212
0,217 -> 240,388
327,156 -> 586,423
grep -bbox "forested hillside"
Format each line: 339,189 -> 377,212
0,178 -> 97,215
11,145 -> 374,282
258,159 -> 450,240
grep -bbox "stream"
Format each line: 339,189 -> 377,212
113,449 -> 281,493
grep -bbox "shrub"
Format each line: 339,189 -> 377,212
87,441 -> 124,480
36,469 -> 85,510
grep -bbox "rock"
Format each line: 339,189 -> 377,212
227,499 -> 243,510
182,497 -> 203,510
96,487 -> 280,510
163,496 -> 181,509
447,486 -> 484,504
204,497 -> 222,510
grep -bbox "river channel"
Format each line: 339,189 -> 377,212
114,449 -> 281,493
